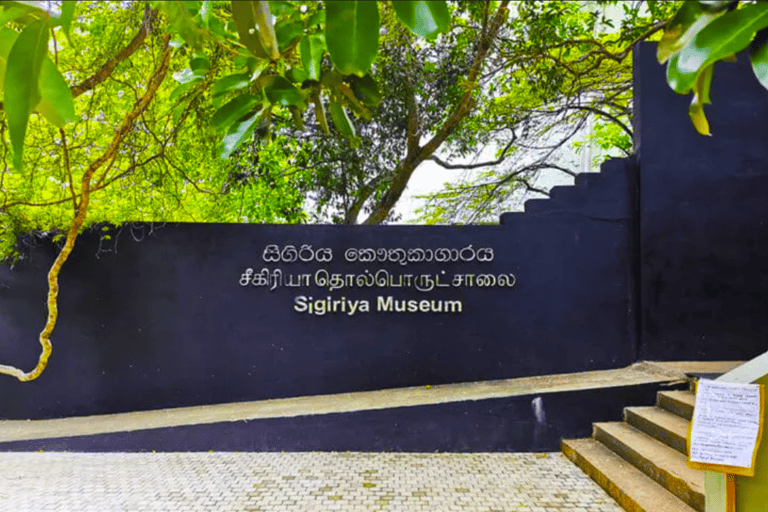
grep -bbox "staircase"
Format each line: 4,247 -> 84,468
562,387 -> 702,512
500,157 -> 633,225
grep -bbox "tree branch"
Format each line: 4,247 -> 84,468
429,137 -> 516,170
406,84 -> 420,157
362,0 -> 511,225
567,105 -> 632,138
69,5 -> 154,99
59,128 -> 77,211
0,34 -> 171,382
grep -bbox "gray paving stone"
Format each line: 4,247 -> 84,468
0,452 -> 624,511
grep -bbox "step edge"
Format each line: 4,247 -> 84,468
657,391 -> 695,420
562,438 -> 698,512
594,422 -> 704,512
624,406 -> 689,454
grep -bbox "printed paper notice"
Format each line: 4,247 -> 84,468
689,379 -> 762,468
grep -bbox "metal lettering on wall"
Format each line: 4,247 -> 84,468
239,244 -> 516,316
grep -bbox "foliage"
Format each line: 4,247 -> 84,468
0,0 -> 455,380
415,0 -> 679,224
293,2 -> 481,223
241,0 -> 513,225
0,0 -> 693,380
659,0 -> 768,136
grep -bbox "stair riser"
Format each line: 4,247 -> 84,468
594,426 -> 704,512
657,394 -> 693,421
562,441 -> 646,512
625,409 -> 687,455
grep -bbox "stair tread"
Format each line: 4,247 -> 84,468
594,422 -> 703,511
657,391 -> 695,420
626,406 -> 690,436
625,406 -> 689,454
658,390 -> 695,407
562,438 -> 698,512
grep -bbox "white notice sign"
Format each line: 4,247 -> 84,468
689,379 -> 762,468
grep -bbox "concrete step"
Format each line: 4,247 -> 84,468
593,422 -> 704,512
624,406 -> 689,455
657,390 -> 695,421
561,438 -> 698,512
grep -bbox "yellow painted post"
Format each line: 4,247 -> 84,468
726,474 -> 736,512
733,373 -> 768,511
705,351 -> 768,512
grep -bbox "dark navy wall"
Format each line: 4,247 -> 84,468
634,43 -> 768,360
0,157 -> 636,419
1,42 -> 766,426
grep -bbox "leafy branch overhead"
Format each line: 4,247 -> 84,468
0,0 -> 453,381
1,0 -> 451,171
160,0 -> 451,157
2,4 -> 76,171
0,1 -> 685,381
659,0 -> 768,136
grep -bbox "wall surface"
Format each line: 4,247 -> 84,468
1,43 -> 766,451
0,176 -> 636,419
634,44 -> 768,361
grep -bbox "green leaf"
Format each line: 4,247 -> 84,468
183,0 -> 201,15
669,2 -> 768,93
35,58 -> 76,127
211,73 -> 250,98
325,1 -> 379,76
689,102 -> 711,136
263,75 -> 303,106
0,27 -> 20,92
300,34 -> 324,80
693,62 -> 714,105
211,94 -> 261,130
208,15 -> 230,39
189,56 -> 210,75
348,73 -> 381,108
268,1 -> 295,16
392,1 -> 449,40
172,101 -> 187,124
285,67 -> 307,83
0,1 -> 47,26
307,9 -> 325,27
157,1 -> 207,50
5,18 -> 49,171
220,110 -> 262,158
58,1 -> 76,38
328,99 -> 355,138
657,2 -> 722,64
274,19 -> 303,52
230,0 -> 279,60
688,62 -> 714,136
169,79 -> 202,102
750,32 -> 768,90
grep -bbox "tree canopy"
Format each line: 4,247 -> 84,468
0,0 -> 685,380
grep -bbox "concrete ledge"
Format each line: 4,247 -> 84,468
0,361 -> 710,443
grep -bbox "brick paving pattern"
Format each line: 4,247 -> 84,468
0,452 -> 623,511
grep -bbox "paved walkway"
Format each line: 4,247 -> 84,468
0,452 -> 623,512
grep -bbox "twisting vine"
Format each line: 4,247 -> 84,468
0,34 -> 171,381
